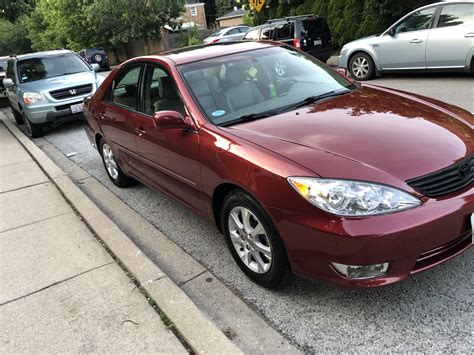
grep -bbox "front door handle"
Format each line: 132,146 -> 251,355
410,39 -> 422,43
465,32 -> 474,38
135,127 -> 147,137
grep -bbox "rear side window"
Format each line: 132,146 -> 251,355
261,26 -> 274,40
244,28 -> 260,40
301,18 -> 328,37
111,66 -> 141,110
438,4 -> 474,27
275,23 -> 294,40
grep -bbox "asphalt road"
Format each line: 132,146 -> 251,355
2,74 -> 473,352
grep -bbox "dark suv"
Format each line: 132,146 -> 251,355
78,48 -> 110,71
243,14 -> 334,63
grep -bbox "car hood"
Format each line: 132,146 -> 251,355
19,71 -> 98,94
222,86 -> 473,185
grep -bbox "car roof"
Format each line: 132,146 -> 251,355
12,49 -> 74,61
144,41 -> 281,65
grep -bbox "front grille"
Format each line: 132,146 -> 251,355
413,231 -> 472,272
50,84 -> 93,100
406,155 -> 473,197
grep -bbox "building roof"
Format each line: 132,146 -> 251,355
216,8 -> 244,21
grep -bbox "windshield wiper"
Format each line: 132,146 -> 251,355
219,110 -> 278,127
290,89 -> 351,110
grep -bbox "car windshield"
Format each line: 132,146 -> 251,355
179,46 -> 355,126
0,59 -> 7,71
17,53 -> 91,83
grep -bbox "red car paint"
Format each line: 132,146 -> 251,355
83,42 -> 473,288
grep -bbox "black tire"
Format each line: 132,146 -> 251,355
23,114 -> 42,138
99,138 -> 130,187
221,190 -> 291,289
348,52 -> 375,81
10,105 -> 24,125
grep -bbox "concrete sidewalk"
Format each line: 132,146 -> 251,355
0,122 -> 188,353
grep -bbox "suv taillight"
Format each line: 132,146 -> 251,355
293,38 -> 301,49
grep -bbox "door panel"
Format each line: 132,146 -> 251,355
99,65 -> 142,170
379,6 -> 437,69
426,3 -> 474,68
134,64 -> 205,214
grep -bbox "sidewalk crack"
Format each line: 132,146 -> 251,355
0,262 -> 114,307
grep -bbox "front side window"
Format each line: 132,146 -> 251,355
16,53 -> 91,83
179,46 -> 355,126
6,60 -> 15,81
0,59 -> 7,71
111,66 -> 141,110
227,28 -> 240,35
438,4 -> 474,27
142,65 -> 185,116
394,7 -> 436,34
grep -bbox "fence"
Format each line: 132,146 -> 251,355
107,28 -> 216,65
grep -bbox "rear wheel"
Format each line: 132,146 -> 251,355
221,190 -> 291,289
99,138 -> 130,187
349,52 -> 375,80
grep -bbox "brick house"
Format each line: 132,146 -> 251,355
181,0 -> 207,29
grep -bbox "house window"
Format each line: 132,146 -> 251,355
190,6 -> 197,16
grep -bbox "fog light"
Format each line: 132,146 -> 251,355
331,262 -> 389,279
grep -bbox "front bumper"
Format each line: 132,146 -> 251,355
23,95 -> 91,124
271,185 -> 473,288
337,52 -> 349,68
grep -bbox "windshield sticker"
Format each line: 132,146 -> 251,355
212,110 -> 226,117
248,66 -> 258,78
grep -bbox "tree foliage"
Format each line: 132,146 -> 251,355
0,0 -> 36,23
0,19 -> 32,54
24,0 -> 184,51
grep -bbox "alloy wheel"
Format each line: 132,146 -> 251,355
102,143 -> 119,180
351,57 -> 369,79
228,206 -> 273,274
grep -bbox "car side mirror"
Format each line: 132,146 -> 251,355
153,110 -> 191,130
388,27 -> 395,36
91,63 -> 100,72
2,78 -> 13,88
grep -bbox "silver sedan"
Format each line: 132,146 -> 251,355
338,1 -> 474,80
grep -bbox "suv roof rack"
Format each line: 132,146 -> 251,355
266,14 -> 315,24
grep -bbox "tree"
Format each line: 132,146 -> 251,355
0,19 -> 32,54
0,0 -> 35,23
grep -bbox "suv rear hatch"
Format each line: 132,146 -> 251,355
297,17 -> 332,52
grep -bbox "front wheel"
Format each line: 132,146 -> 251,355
221,190 -> 291,288
99,138 -> 130,187
23,114 -> 42,138
349,53 -> 375,81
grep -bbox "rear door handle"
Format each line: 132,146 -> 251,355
410,39 -> 422,43
135,127 -> 147,137
465,32 -> 474,38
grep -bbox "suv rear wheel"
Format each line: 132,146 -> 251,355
349,52 -> 375,81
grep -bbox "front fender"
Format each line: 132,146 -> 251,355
346,45 -> 381,72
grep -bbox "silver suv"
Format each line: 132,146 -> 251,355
338,1 -> 474,80
4,50 -> 103,137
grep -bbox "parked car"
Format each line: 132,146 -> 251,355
78,48 -> 110,71
3,50 -> 103,137
242,14 -> 334,62
83,41 -> 473,289
0,56 -> 8,98
203,26 -> 250,44
338,1 -> 474,80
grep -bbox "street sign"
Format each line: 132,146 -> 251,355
249,0 -> 265,13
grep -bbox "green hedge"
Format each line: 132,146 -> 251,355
254,0 -> 437,46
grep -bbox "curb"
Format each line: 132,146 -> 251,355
1,117 -> 242,354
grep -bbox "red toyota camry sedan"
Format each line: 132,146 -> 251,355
83,42 -> 473,288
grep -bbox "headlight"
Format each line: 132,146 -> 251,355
287,177 -> 421,216
23,92 -> 47,105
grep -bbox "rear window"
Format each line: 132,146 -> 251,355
17,53 -> 90,83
